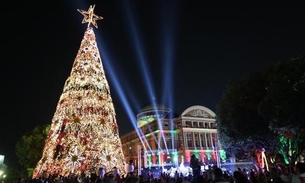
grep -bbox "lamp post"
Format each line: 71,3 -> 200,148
214,146 -> 221,168
129,146 -> 132,160
0,170 -> 6,182
137,145 -> 142,176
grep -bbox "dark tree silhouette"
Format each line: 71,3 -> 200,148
216,69 -> 277,164
217,55 -> 305,167
15,124 -> 50,178
259,56 -> 305,165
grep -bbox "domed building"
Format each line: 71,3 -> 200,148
137,102 -> 174,128
120,103 -> 226,176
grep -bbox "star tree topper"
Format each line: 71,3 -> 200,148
77,5 -> 103,28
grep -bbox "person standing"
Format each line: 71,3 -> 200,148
125,159 -> 135,176
190,154 -> 201,182
112,167 -> 120,178
212,168 -> 230,183
104,173 -> 117,183
98,167 -> 106,181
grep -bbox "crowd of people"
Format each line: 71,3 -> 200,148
17,160 -> 305,183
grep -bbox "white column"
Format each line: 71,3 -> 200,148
199,132 -> 202,149
137,145 -> 141,175
204,133 -> 208,148
192,132 -> 196,149
183,131 -> 188,149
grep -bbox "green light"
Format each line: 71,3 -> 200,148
219,150 -> 226,161
193,151 -> 200,158
206,151 -> 211,160
172,152 -> 178,163
145,154 -> 152,168
278,135 -> 290,164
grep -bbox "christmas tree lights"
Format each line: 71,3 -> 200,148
32,5 -> 126,178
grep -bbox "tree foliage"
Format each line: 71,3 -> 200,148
259,56 -> 305,129
15,124 -> 50,177
259,56 -> 305,163
216,69 -> 277,160
216,55 -> 305,164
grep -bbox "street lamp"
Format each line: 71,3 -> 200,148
0,170 -> 6,181
129,147 -> 132,160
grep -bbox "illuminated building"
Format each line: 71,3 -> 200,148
120,104 -> 226,175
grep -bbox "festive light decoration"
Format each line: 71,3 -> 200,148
77,5 -> 103,28
261,148 -> 269,171
65,147 -> 85,173
32,6 -> 126,178
254,148 -> 269,171
271,127 -> 303,164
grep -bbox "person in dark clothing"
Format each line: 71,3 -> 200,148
233,171 -> 250,183
212,168 -> 230,183
190,154 -> 201,183
268,167 -> 284,183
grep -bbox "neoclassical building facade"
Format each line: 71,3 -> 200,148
120,104 -> 226,174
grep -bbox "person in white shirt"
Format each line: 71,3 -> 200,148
125,159 -> 135,176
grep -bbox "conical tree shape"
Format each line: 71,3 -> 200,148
32,25 -> 126,178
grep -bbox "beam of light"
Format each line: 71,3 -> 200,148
73,3 -> 182,165
132,124 -> 153,154
97,36 -> 141,121
121,1 -> 171,160
95,41 -> 157,157
121,1 -> 156,102
97,42 -> 157,153
96,55 -> 154,152
68,3 -> 173,168
85,12 -> 156,156
145,127 -> 163,151
70,3 -> 147,147
135,128 -> 153,154
147,106 -> 173,155
158,1 -> 181,150
67,1 -> 154,167
71,2 -> 144,117
156,119 -> 169,152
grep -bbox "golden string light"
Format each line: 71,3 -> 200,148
77,5 -> 103,28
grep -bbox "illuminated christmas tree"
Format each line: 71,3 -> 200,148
32,5 -> 126,178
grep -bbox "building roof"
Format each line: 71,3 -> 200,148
140,102 -> 170,112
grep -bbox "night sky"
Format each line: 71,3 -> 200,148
2,1 -> 305,167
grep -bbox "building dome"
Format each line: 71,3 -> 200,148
141,103 -> 170,112
137,102 -> 171,128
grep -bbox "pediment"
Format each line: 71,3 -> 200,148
183,109 -> 214,118
181,105 -> 216,119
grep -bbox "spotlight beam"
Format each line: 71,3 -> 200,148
122,1 -> 157,103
